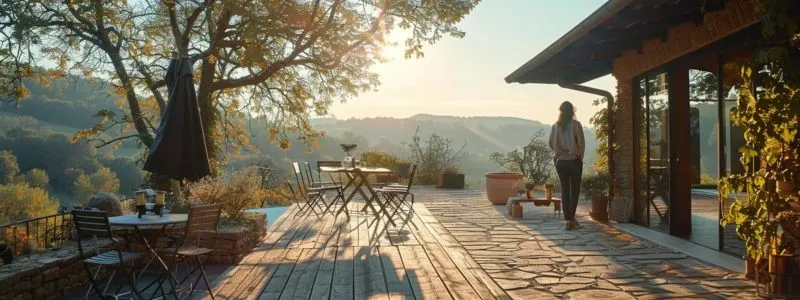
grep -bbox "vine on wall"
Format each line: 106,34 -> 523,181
720,0 -> 800,261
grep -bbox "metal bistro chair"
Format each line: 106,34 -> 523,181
373,164 -> 418,227
286,180 -> 324,218
292,162 -> 340,216
161,204 -> 222,299
72,209 -> 144,300
304,162 -> 347,214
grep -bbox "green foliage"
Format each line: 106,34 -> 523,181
0,183 -> 59,224
589,97 -> 619,174
719,0 -> 800,260
489,130 -> 553,184
360,151 -> 399,169
23,168 -> 49,190
582,172 -> 611,196
0,0 -> 481,177
72,167 -> 120,205
102,157 -> 144,194
0,150 -> 20,184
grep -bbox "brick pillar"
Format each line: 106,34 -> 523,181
608,77 -> 635,222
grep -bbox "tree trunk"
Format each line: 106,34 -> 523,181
197,56 -> 220,177
108,51 -> 153,148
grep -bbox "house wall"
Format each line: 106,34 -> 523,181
607,0 -> 761,222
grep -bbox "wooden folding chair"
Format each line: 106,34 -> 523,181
161,204 -> 222,299
73,210 -> 144,300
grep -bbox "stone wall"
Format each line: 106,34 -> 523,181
608,0 -> 761,222
194,213 -> 267,264
0,242 -> 112,300
0,213 -> 266,300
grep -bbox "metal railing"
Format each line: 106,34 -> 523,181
0,212 -> 74,256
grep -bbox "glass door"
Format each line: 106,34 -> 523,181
646,72 -> 671,233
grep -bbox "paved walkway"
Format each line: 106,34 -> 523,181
413,187 -> 755,299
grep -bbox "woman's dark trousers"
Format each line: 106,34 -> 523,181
555,159 -> 582,221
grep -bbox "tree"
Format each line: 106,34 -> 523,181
24,168 -> 49,190
103,157 -> 143,194
405,127 -> 465,185
1,0 -> 481,176
0,183 -> 59,224
0,150 -> 20,184
489,130 -> 553,184
72,167 -> 120,204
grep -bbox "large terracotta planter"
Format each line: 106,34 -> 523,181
769,253 -> 798,296
485,172 -> 523,205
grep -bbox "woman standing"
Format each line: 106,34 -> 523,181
548,101 -> 585,230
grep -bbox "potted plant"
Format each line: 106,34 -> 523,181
544,183 -> 555,200
439,166 -> 465,189
395,160 -> 411,178
582,172 -> 611,222
524,181 -> 536,199
340,144 -> 358,167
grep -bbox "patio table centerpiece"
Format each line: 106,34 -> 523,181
340,144 -> 358,168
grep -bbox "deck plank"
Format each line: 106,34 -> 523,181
397,246 -> 452,300
309,246 -> 337,300
258,248 -> 302,300
204,202 -> 500,300
330,246 -> 355,299
278,248 -> 323,300
378,246 -> 416,300
354,246 -> 389,300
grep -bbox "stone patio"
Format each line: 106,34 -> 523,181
413,187 -> 755,299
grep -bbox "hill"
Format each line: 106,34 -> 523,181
1,77 -> 602,189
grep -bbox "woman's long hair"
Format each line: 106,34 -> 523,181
557,101 -> 575,129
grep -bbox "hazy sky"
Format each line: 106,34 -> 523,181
328,1 -> 615,125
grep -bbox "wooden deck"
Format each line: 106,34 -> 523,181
202,201 -> 507,300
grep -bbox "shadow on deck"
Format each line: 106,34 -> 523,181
201,200 -> 507,300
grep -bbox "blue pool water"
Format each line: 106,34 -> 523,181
245,206 -> 289,228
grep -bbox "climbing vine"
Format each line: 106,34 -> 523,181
720,0 -> 800,261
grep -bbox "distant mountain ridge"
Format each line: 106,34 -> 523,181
311,114 -> 598,159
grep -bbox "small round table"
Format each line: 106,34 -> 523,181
110,214 -> 188,298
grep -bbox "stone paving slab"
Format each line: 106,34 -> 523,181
412,187 -> 756,299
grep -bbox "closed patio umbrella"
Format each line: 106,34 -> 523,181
143,57 -> 211,182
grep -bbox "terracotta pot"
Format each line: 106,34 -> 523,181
485,172 -> 524,205
745,255 -> 756,280
778,180 -> 796,193
544,184 -> 554,200
769,253 -> 798,296
590,195 -> 609,223
511,202 -> 523,218
525,189 -> 533,199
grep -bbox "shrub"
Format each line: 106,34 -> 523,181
360,151 -> 399,169
581,172 -> 611,197
405,127 -> 465,185
189,166 -> 267,218
490,130 -> 553,184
